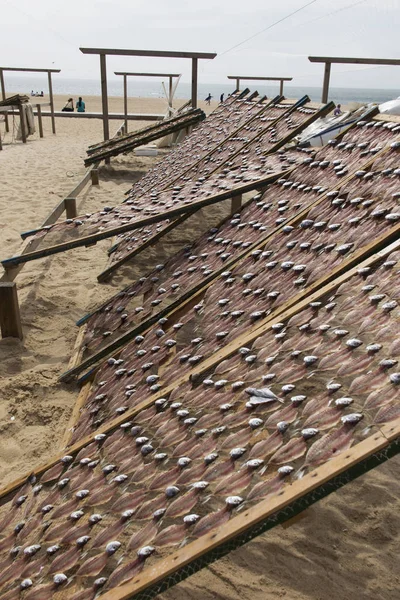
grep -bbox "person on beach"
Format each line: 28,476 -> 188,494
76,97 -> 86,112
62,98 -> 74,112
334,103 -> 342,116
205,93 -> 212,105
220,93 -> 224,103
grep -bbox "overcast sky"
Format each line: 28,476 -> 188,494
1,0 -> 399,88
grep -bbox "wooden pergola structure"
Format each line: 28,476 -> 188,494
308,56 -> 400,103
0,66 -> 60,134
114,71 -> 181,132
80,48 -> 216,142
227,75 -> 293,96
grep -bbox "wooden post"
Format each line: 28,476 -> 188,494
91,169 -> 99,185
236,78 -> 240,91
280,79 -> 284,96
0,282 -> 23,339
100,53 -> 110,142
322,61 -> 331,103
191,58 -> 198,109
0,68 -> 9,132
64,197 -> 77,219
123,74 -> 128,134
231,193 -> 242,214
18,105 -> 27,143
47,71 -> 56,134
169,76 -> 173,116
36,103 -> 44,138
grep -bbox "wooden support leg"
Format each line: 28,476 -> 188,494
19,105 -> 27,143
36,104 -> 44,138
0,282 -> 23,340
91,169 -> 99,185
231,193 -> 242,214
64,197 -> 77,219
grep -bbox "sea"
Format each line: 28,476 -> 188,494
4,75 -> 399,106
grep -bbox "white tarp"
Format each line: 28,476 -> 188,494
379,97 -> 400,115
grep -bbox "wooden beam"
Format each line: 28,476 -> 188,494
0,282 -> 23,339
114,72 -> 181,77
0,67 -> 61,73
322,61 -> 331,104
227,76 -> 293,81
191,57 -> 198,109
280,79 -> 284,96
100,53 -> 110,143
47,71 -> 56,134
123,74 -> 128,134
80,48 -> 216,59
36,103 -> 43,138
308,56 -> 400,65
0,68 -> 9,132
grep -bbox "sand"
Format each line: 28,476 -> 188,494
0,95 -> 398,600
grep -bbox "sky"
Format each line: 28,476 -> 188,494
1,0 -> 399,89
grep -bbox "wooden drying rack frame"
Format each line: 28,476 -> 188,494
227,75 -> 293,96
114,71 -> 181,132
0,66 -> 60,140
7,96 -> 328,273
63,104 -> 385,381
308,56 -> 400,103
0,90 -> 247,340
79,47 -> 217,144
0,239 -> 399,600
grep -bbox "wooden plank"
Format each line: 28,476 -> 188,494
30,111 -> 164,121
80,47 -> 217,59
98,421 -> 400,600
40,197 -> 67,228
36,103 -> 43,138
191,57 -> 198,109
61,381 -> 91,448
309,56 -> 400,65
3,173 -> 284,268
47,71 -> 56,134
0,282 -> 23,339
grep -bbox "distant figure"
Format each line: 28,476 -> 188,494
40,91 -> 44,97
76,97 -> 86,113
31,90 -> 34,96
205,93 -> 212,105
220,93 -> 224,103
62,98 -> 74,112
334,103 -> 342,116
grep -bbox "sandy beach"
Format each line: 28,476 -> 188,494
0,95 -> 398,600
